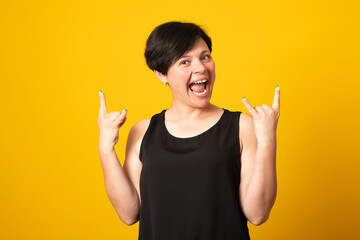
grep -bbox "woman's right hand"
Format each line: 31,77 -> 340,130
98,90 -> 127,154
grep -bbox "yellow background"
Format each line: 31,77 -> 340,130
1,0 -> 359,239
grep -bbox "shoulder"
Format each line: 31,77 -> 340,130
132,119 -> 151,131
239,112 -> 253,127
239,112 -> 256,153
128,110 -> 165,142
124,119 -> 152,160
128,119 -> 151,143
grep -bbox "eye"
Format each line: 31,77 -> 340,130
180,60 -> 189,65
201,54 -> 211,60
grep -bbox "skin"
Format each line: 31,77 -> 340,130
97,37 -> 280,226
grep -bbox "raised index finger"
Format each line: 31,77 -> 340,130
272,86 -> 280,111
99,90 -> 107,117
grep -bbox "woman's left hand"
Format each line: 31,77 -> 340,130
242,86 -> 280,142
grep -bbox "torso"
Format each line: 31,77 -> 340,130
136,108 -> 251,239
134,107 -> 249,162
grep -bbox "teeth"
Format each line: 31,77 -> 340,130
193,79 -> 207,84
191,89 -> 207,96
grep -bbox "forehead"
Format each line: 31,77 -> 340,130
181,38 -> 210,56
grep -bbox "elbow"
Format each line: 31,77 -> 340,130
113,203 -> 140,226
118,206 -> 140,226
248,214 -> 269,226
123,218 -> 139,226
245,196 -> 277,226
120,213 -> 140,226
107,193 -> 140,226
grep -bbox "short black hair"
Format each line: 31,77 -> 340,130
144,21 -> 212,75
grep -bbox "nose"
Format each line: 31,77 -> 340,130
193,59 -> 206,74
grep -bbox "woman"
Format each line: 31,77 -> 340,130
98,21 -> 280,240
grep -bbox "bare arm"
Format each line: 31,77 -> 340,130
97,90 -> 147,226
99,119 -> 149,226
98,147 -> 140,226
239,87 -> 280,225
239,113 -> 277,225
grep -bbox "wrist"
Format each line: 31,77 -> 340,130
256,133 -> 276,144
98,144 -> 115,156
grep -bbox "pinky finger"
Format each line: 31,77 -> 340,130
115,109 -> 127,124
242,97 -> 257,116
118,117 -> 127,127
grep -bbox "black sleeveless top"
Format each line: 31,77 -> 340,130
138,109 -> 250,240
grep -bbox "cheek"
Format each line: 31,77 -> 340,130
208,63 -> 216,77
211,61 -> 216,69
170,70 -> 191,84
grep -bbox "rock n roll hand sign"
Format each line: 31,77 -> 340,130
242,86 -> 280,142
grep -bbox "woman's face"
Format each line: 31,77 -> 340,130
162,37 -> 216,108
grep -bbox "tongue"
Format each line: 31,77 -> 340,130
190,83 -> 205,93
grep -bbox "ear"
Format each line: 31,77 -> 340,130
154,70 -> 168,86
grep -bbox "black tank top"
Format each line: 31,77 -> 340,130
138,109 -> 250,240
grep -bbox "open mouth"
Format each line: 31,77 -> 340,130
189,79 -> 208,96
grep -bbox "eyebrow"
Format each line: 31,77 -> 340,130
180,50 -> 210,59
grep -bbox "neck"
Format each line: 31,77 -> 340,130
166,101 -> 219,121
